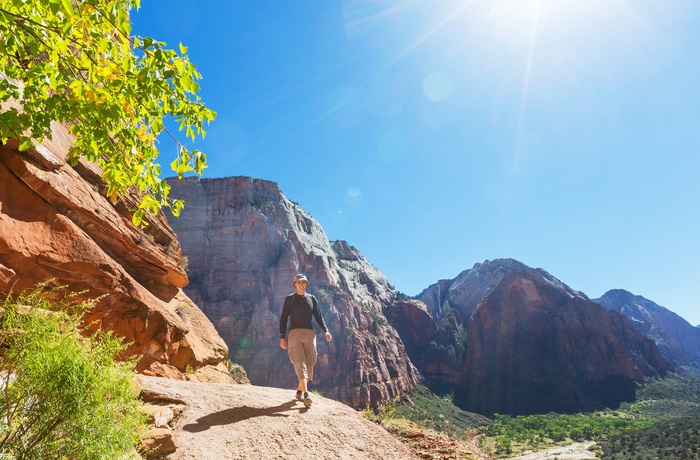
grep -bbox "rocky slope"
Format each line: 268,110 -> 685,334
595,289 -> 700,369
166,176 -> 421,409
412,259 -> 673,415
0,118 -> 230,382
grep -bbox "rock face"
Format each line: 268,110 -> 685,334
0,120 -> 231,382
166,176 -> 421,409
595,289 -> 700,369
413,259 -> 672,415
383,299 -> 466,394
418,258 -> 530,324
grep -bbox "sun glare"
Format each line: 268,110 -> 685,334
486,0 -> 608,49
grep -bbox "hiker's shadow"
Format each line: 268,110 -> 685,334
183,400 -> 304,432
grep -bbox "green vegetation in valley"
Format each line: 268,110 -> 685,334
482,372 -> 700,458
484,411 -> 658,456
595,372 -> 700,459
633,372 -> 700,405
362,384 -> 489,440
391,385 -> 489,439
362,385 -> 487,459
364,373 -> 700,459
597,417 -> 700,459
0,287 -> 147,459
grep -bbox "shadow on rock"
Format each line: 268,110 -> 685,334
183,400 -> 300,432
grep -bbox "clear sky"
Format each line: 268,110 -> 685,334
132,0 -> 700,326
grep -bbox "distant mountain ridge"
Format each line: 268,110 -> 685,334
595,289 -> 700,369
417,259 -> 587,325
406,259 -> 672,415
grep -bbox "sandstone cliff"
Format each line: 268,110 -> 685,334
596,289 -> 700,369
166,176 -> 421,408
383,298 -> 466,394
0,120 -> 231,382
410,259 -> 673,415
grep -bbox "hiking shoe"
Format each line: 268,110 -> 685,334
303,393 -> 312,408
295,390 -> 303,401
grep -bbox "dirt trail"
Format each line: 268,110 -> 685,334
508,442 -> 597,460
139,376 -> 420,460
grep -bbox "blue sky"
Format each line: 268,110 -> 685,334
132,0 -> 700,326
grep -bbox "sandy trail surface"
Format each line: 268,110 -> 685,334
508,442 -> 597,460
140,376 -> 420,460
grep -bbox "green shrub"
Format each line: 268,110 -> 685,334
227,360 -> 249,383
0,287 -> 147,459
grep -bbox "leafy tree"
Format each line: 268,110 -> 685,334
0,0 -> 215,225
495,436 -> 512,455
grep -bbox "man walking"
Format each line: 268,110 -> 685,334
279,274 -> 332,408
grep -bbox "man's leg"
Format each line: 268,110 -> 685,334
300,330 -> 317,408
288,330 -> 309,399
303,330 -> 318,382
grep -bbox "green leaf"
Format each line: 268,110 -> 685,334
60,0 -> 74,17
19,138 -> 34,151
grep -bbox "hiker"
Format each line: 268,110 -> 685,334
279,274 -> 332,408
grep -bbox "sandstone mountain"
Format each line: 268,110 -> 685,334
595,289 -> 700,369
166,176 -> 421,409
0,121 -> 231,382
408,259 -> 673,415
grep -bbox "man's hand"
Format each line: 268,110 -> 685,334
325,332 -> 332,342
280,338 -> 288,350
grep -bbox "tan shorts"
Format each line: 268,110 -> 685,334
287,328 -> 317,381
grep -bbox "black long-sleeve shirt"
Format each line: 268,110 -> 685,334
279,293 -> 328,338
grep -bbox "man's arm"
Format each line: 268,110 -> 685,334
279,296 -> 291,349
311,295 -> 332,342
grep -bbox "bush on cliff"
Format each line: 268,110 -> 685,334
0,288 -> 147,459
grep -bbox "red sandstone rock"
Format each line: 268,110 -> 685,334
141,427 -> 178,458
0,118 -> 231,382
384,299 -> 466,394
